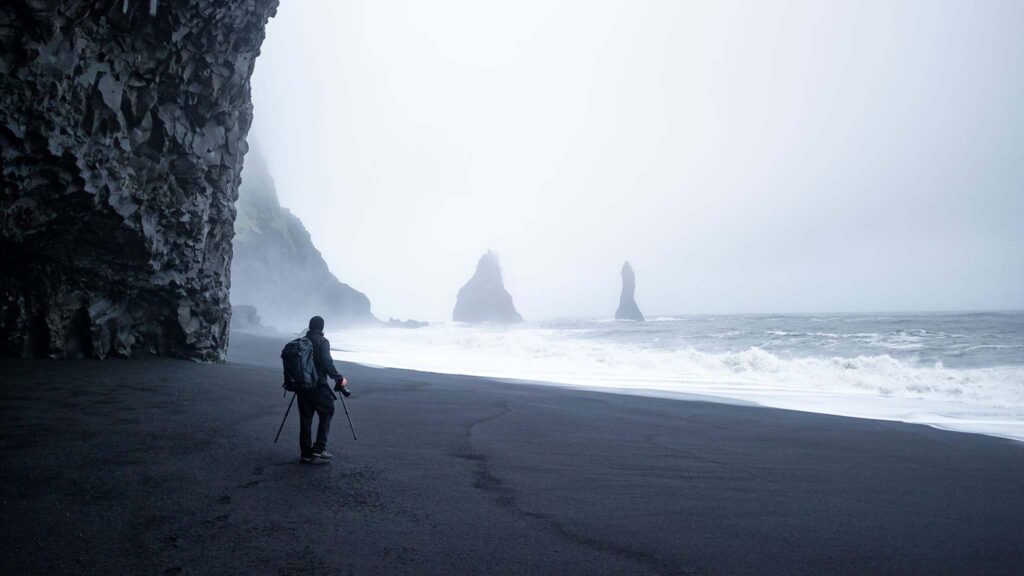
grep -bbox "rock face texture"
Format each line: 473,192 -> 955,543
0,0 -> 278,360
231,148 -> 375,332
615,261 -> 645,321
453,251 -> 523,323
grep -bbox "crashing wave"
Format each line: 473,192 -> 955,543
330,321 -> 1024,441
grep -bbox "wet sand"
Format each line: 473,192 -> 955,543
2,332 -> 1022,575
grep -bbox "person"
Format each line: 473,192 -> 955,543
298,315 -> 351,464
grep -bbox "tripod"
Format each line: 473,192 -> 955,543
274,385 -> 358,443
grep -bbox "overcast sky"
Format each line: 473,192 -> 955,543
248,0 -> 1023,322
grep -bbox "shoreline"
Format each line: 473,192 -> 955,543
2,331 -> 1022,574
333,353 -> 1024,444
247,326 -> 1024,443
322,315 -> 1024,444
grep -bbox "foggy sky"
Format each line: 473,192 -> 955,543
248,0 -> 1023,322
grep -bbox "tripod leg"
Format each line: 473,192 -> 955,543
274,393 -> 296,444
339,393 -> 358,440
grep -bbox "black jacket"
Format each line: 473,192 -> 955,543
306,329 -> 343,387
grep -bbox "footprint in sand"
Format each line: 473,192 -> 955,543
202,514 -> 230,527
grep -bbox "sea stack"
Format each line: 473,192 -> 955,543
453,251 -> 523,323
615,261 -> 645,321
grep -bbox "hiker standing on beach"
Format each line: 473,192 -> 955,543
298,315 -> 350,464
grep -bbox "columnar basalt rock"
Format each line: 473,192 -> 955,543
453,251 -> 523,323
0,0 -> 278,360
615,261 -> 645,321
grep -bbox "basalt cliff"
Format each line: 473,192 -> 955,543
231,148 -> 375,332
453,251 -> 523,324
0,1 -> 278,360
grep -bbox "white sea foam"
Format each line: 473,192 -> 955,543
330,321 -> 1024,441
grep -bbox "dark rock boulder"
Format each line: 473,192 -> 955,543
230,304 -> 270,333
231,147 -> 376,332
453,251 -> 523,323
615,261 -> 645,321
388,318 -> 429,329
0,0 -> 278,360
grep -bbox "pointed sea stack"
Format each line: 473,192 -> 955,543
615,261 -> 645,321
453,251 -> 523,323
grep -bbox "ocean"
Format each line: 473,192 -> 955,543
330,312 -> 1024,441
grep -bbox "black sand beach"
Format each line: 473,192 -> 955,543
2,332 -> 1022,575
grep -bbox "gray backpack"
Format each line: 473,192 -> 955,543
281,337 -> 317,391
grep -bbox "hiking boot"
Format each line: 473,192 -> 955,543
311,449 -> 333,460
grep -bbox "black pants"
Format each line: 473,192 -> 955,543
297,384 -> 335,456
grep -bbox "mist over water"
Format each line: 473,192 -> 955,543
246,2 -> 1024,439
331,312 -> 1024,440
250,0 -> 1024,321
